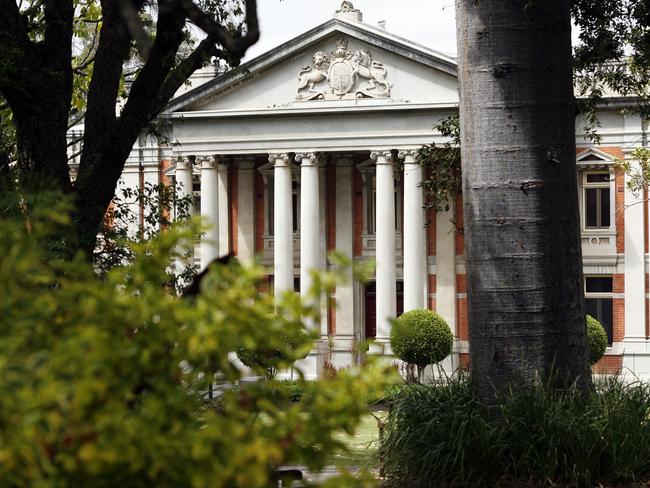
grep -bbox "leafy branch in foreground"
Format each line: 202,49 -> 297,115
0,202 -> 395,487
94,181 -> 197,290
418,115 -> 462,212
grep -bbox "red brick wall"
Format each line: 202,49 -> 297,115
229,166 -> 238,255
254,168 -> 264,255
615,166 -> 625,253
353,168 -> 363,257
455,193 -> 464,256
459,353 -> 470,372
592,355 -> 623,375
326,164 -> 336,252
429,275 -> 436,312
456,274 -> 468,340
613,274 -> 625,342
427,207 -> 436,256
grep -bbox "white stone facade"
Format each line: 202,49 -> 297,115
113,3 -> 649,379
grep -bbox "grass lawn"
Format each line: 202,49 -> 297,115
330,411 -> 386,470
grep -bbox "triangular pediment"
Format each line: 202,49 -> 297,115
576,148 -> 618,170
166,17 -> 458,114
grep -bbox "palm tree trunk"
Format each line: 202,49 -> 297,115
455,0 -> 591,403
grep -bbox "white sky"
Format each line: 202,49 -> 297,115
244,0 -> 458,60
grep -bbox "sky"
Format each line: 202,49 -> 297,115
244,0 -> 458,60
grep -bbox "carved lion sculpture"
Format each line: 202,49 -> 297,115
297,51 -> 329,94
354,50 -> 390,95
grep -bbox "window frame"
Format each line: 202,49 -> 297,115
584,275 -> 614,346
581,170 -> 613,231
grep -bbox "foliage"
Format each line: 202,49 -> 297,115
418,115 -> 462,212
236,327 -> 309,380
275,379 -> 306,402
390,309 -> 453,381
616,147 -> 650,196
0,202 -> 394,487
586,315 -> 608,365
382,376 -> 650,488
572,0 -> 650,141
94,181 -> 196,291
0,0 -> 261,256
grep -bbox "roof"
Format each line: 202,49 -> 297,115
166,15 -> 458,113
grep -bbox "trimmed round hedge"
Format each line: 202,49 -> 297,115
586,314 -> 608,365
236,329 -> 309,379
390,309 -> 453,368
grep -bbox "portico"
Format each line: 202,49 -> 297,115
157,2 -> 460,377
113,2 -> 650,380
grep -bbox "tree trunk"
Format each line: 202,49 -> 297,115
455,0 -> 591,403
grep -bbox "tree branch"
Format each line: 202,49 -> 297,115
117,0 -> 187,137
158,36 -> 223,102
0,0 -> 29,45
179,0 -> 259,62
80,1 -> 132,155
119,0 -> 152,60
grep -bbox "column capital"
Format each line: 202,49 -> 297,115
295,152 -> 320,166
268,153 -> 291,166
173,157 -> 191,170
199,156 -> 219,169
398,149 -> 419,162
370,150 -> 394,164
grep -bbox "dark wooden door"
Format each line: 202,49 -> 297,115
364,281 -> 403,340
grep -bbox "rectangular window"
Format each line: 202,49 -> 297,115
583,171 -> 611,229
585,276 -> 613,345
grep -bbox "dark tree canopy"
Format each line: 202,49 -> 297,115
0,0 -> 259,256
572,0 -> 649,137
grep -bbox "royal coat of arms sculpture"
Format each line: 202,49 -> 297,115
296,38 -> 391,101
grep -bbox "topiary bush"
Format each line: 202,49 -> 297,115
236,328 -> 309,380
586,314 -> 608,365
390,309 -> 453,381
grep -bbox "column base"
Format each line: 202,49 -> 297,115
621,338 -> 650,380
368,339 -> 393,356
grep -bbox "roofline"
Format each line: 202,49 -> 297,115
166,17 -> 458,113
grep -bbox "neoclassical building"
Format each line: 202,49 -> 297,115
112,3 -> 650,378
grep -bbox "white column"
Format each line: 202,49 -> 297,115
174,156 -> 194,217
296,153 -> 321,329
401,149 -> 426,311
624,113 -> 646,341
436,206 -> 457,336
174,156 -> 194,283
372,150 -> 397,348
217,162 -> 230,256
335,158 -> 356,357
237,159 -> 256,263
200,156 -> 219,270
270,153 -> 293,298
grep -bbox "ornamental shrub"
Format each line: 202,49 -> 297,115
587,314 -> 608,365
236,327 -> 309,379
390,309 -> 453,380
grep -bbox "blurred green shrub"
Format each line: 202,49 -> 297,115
0,203 -> 392,487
